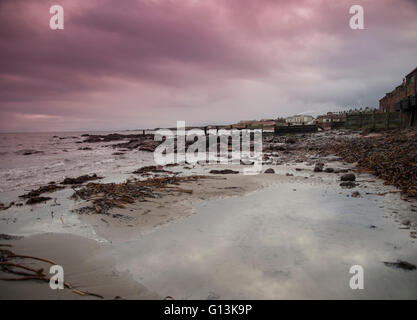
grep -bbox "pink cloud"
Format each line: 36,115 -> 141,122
0,0 -> 416,131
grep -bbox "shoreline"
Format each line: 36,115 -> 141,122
0,174 -> 292,299
1,129 -> 417,299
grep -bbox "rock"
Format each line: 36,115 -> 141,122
15,149 -> 44,156
83,133 -> 160,153
383,260 -> 416,271
138,139 -> 161,152
286,173 -> 293,176
240,160 -> 255,165
61,174 -> 102,185
340,181 -> 358,189
351,191 -> 361,198
334,168 -> 349,173
133,166 -> 173,175
264,168 -> 275,174
286,137 -> 296,144
209,169 -> 239,174
295,168 -> 303,171
324,167 -> 334,173
314,162 -> 324,172
341,173 -> 356,181
401,219 -> 410,226
83,135 -> 102,143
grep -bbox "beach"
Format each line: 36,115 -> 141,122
1,130 -> 416,299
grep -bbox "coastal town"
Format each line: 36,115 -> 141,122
228,66 -> 417,132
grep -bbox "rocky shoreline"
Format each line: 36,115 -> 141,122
1,128 -> 417,299
320,129 -> 417,198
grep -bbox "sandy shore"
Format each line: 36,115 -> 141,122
0,173 -> 285,299
1,130 -> 416,299
0,172 -> 317,299
79,173 -> 289,242
0,233 -> 159,299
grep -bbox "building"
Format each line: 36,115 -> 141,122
237,119 -> 274,127
286,115 -> 314,125
379,67 -> 417,126
315,112 -> 346,128
275,117 -> 287,126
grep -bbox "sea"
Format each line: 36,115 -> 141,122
0,131 -> 155,196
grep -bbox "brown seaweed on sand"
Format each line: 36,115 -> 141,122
383,260 -> 416,271
19,182 -> 65,199
0,202 -> 14,211
25,196 -> 52,205
0,245 -> 104,299
321,129 -> 417,198
0,234 -> 23,241
72,175 -> 206,215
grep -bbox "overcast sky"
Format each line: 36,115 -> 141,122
1,0 -> 416,132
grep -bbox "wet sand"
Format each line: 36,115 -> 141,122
2,167 -> 416,299
1,173 -> 284,299
114,181 -> 417,299
0,233 -> 158,299
79,173 -> 285,242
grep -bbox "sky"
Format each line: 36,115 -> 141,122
0,0 -> 416,132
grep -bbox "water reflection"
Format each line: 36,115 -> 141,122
114,182 -> 417,299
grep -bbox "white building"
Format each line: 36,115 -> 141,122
286,115 -> 314,125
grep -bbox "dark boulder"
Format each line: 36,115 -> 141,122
61,174 -> 101,185
314,162 -> 324,172
209,169 -> 239,174
341,173 -> 356,181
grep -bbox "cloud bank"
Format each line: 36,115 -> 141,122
0,0 -> 416,131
